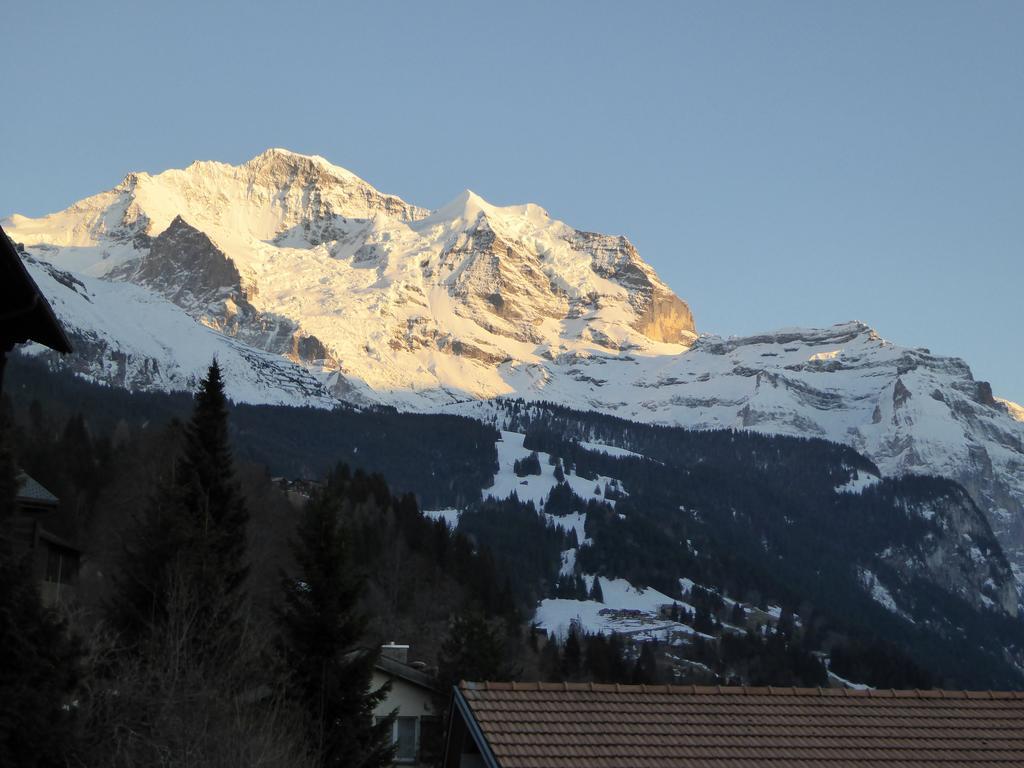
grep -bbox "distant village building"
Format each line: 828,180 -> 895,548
372,644 -> 442,766
4,472 -> 81,604
443,682 -> 1024,767
1,225 -> 79,600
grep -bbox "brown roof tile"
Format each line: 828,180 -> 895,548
456,682 -> 1024,767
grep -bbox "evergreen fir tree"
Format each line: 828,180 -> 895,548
562,624 -> 582,681
589,576 -> 604,603
575,574 -> 588,600
110,360 -> 249,648
694,605 -> 715,635
539,636 -> 563,682
631,642 -> 659,684
278,471 -> 394,768
607,632 -> 628,683
0,411 -> 81,767
437,612 -> 516,689
176,360 -> 249,599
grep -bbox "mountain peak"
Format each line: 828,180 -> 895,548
429,189 -> 493,223
418,188 -> 553,232
242,147 -> 362,184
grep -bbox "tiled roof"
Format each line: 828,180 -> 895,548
375,654 -> 438,691
456,682 -> 1024,767
15,472 -> 59,505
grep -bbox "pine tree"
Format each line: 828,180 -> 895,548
176,360 -> 249,599
607,632 -> 628,683
694,605 -> 715,635
110,360 -> 249,648
632,642 -> 659,684
539,636 -> 563,682
437,612 -> 516,690
562,624 -> 582,681
278,471 -> 394,768
589,577 -> 604,603
0,411 -> 81,767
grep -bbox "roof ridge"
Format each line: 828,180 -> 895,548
458,681 -> 1024,699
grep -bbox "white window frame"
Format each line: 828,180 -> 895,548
384,715 -> 419,764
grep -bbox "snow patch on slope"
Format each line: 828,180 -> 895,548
835,471 -> 881,495
422,508 -> 461,529
858,567 -> 914,624
483,431 -> 621,508
535,577 -> 701,639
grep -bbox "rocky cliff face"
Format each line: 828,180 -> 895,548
574,230 -> 695,344
869,483 -> 1018,617
110,215 -> 334,366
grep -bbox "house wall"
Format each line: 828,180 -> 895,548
372,672 -> 437,718
372,670 -> 440,767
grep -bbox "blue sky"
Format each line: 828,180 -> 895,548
3,1 -> 1022,402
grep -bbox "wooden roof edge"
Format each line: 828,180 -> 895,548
1,225 -> 73,354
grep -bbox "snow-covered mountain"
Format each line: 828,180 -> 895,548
7,148 -> 694,406
17,250 -> 337,408
6,149 -> 1024,583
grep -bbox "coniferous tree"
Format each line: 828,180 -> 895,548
562,624 -> 582,681
694,605 -> 715,635
111,360 -> 250,647
589,576 -> 604,603
632,642 -> 659,684
176,360 -> 249,600
0,553 -> 82,767
539,635 -> 563,681
437,612 -> 517,690
278,470 -> 394,768
0,410 -> 81,767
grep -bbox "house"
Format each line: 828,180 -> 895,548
0,223 -> 72,392
4,472 -> 82,604
443,681 -> 1024,767
0,225 -> 79,602
372,644 -> 442,766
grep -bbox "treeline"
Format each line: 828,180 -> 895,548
6,354 -> 499,507
506,397 -> 879,486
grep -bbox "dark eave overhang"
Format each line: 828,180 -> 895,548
1,225 -> 73,354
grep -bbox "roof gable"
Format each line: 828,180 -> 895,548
15,472 -> 59,506
374,654 -> 438,692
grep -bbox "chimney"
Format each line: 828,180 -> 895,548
381,642 -> 409,665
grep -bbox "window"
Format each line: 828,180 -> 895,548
394,716 -> 417,762
45,546 -> 77,585
377,716 -> 419,764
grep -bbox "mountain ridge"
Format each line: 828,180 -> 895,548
5,149 -> 1024,591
